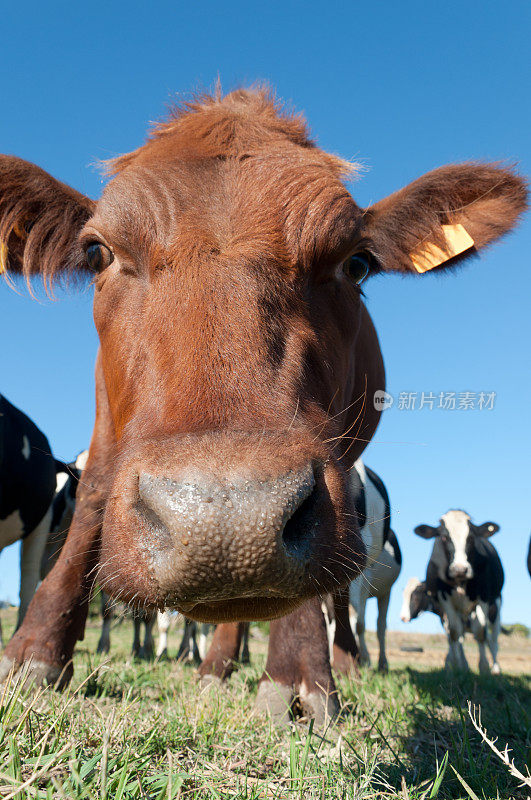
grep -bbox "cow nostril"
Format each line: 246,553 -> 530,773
281,486 -> 319,557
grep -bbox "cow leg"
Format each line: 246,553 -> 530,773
442,605 -> 468,671
471,603 -> 491,675
156,610 -> 171,658
196,624 -> 208,662
0,490 -> 103,687
356,594 -> 370,666
240,622 -> 250,664
131,616 -> 142,657
256,598 -> 339,726
97,593 -> 113,654
486,599 -> 502,675
376,592 -> 390,672
184,618 -> 201,664
177,618 -> 196,662
331,588 -> 359,675
140,612 -> 155,660
17,507 -> 53,627
199,622 -> 243,680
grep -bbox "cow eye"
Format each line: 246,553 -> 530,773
84,242 -> 114,272
344,254 -> 370,284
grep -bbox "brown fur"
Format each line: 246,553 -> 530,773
0,88 -> 527,709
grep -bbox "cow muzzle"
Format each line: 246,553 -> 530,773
448,562 -> 473,582
134,464 -> 320,614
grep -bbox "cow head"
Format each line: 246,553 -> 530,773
415,510 -> 500,582
0,89 -> 524,621
400,577 -> 429,622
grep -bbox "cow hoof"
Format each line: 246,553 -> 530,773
156,648 -> 169,660
491,662 -> 501,675
199,674 -> 222,690
299,690 -> 340,728
255,682 -> 293,724
96,641 -> 110,655
377,660 -> 389,673
0,656 -> 71,689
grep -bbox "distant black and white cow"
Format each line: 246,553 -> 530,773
0,394 -> 59,642
527,534 -> 531,578
400,578 -> 443,625
414,510 -> 504,674
325,459 -> 401,672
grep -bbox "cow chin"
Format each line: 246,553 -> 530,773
175,597 -> 307,623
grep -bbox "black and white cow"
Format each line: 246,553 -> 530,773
0,394 -> 59,641
348,460 -> 401,670
527,534 -> 531,578
324,459 -> 401,672
414,510 -> 504,674
400,577 -> 443,624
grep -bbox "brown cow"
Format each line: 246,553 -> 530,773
0,88 -> 526,722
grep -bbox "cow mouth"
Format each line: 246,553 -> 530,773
173,595 -> 307,623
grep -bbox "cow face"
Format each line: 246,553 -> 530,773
0,89 -> 524,621
400,577 -> 429,622
415,510 -> 499,583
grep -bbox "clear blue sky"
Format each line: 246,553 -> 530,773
1,0 -> 530,635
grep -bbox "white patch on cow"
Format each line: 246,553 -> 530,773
21,435 -> 31,460
383,540 -> 394,557
75,450 -> 89,471
401,577 -> 421,622
350,459 -> 385,570
18,507 -> 53,622
198,624 -> 209,660
441,509 -> 473,579
55,471 -> 69,493
0,510 -> 26,549
321,601 -> 335,660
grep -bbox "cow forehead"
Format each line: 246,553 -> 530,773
91,151 -> 361,270
404,577 -> 421,599
441,509 -> 471,545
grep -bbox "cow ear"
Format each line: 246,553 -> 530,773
475,522 -> 500,538
359,163 -> 527,276
414,524 -> 439,539
0,155 -> 95,293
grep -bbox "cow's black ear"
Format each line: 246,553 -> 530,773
475,522 -> 500,537
414,524 -> 439,539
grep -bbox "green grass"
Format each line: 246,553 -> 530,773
0,613 -> 529,799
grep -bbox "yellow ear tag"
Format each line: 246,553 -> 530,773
410,223 -> 474,273
0,241 -> 7,275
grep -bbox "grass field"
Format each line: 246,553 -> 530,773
0,607 -> 529,799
